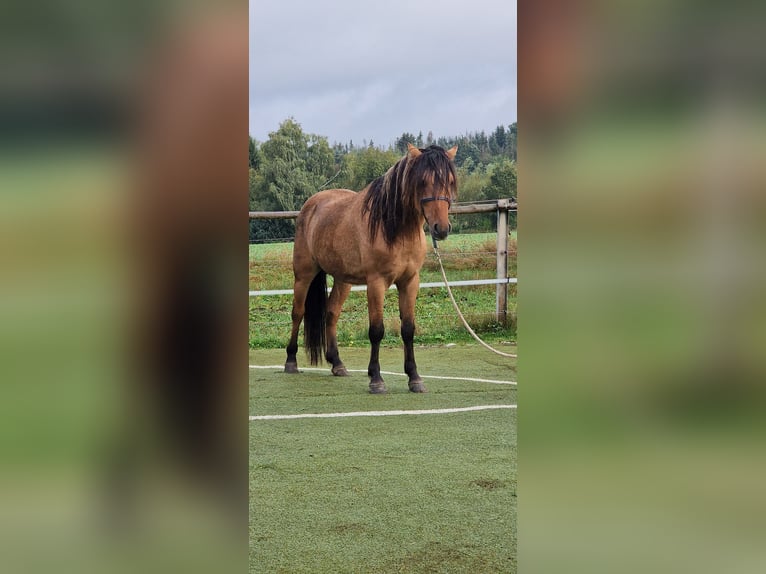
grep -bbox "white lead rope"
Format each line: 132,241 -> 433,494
431,239 -> 517,359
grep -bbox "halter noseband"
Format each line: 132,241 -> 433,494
420,196 -> 452,208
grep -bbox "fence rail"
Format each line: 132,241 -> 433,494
249,277 -> 517,297
248,200 -> 517,220
249,199 -> 516,323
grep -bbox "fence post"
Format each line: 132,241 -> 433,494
496,199 -> 509,324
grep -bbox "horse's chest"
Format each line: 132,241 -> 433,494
369,244 -> 425,279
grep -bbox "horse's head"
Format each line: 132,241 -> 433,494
407,143 -> 458,241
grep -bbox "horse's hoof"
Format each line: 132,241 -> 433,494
284,362 -> 299,374
408,380 -> 428,393
369,381 -> 387,394
331,365 -> 349,377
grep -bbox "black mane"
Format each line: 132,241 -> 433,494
362,145 -> 456,246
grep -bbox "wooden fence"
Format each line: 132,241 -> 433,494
249,199 -> 517,323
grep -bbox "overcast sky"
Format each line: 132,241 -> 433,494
249,0 -> 516,147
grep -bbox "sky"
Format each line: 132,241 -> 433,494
249,0 -> 516,147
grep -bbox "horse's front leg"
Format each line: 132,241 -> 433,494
397,275 -> 427,393
366,279 -> 387,394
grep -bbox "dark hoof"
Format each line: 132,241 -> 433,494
369,380 -> 387,394
331,365 -> 349,377
408,380 -> 428,393
284,362 -> 299,374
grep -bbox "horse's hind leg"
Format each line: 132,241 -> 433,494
325,280 -> 352,376
285,274 -> 313,373
366,279 -> 388,394
397,275 -> 427,392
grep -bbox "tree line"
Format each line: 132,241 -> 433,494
250,118 -> 517,242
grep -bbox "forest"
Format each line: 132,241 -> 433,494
249,118 -> 517,241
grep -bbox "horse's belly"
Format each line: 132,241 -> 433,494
314,252 -> 366,285
331,271 -> 367,285
318,253 -> 399,286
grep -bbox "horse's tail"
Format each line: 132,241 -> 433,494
304,270 -> 327,366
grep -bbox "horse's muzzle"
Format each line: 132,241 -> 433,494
431,222 -> 451,241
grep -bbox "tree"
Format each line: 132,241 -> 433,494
248,137 -> 259,170
249,119 -> 333,241
395,132 -> 417,154
457,141 -> 481,166
305,133 -> 334,178
451,161 -> 493,232
338,146 -> 400,191
489,125 -> 506,155
248,168 -> 261,209
507,123 -> 517,161
258,118 -> 334,212
483,159 -> 517,201
249,165 -> 293,241
249,120 -> 519,240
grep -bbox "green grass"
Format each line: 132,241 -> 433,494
249,232 -> 517,348
249,346 -> 517,573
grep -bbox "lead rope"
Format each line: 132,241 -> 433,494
431,238 -> 517,358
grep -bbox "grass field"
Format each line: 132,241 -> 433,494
249,345 -> 517,573
249,231 -> 517,348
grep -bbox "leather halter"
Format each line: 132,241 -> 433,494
420,195 -> 452,207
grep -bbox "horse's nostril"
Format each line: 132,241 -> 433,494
431,223 -> 449,239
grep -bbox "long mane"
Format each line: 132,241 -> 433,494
362,145 -> 456,246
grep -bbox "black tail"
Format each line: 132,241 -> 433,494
304,270 -> 327,365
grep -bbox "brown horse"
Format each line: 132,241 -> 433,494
284,143 -> 458,393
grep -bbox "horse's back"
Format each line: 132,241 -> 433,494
300,188 -> 356,213
297,188 -> 359,238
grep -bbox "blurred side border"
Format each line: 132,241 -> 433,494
0,2 -> 248,573
519,1 -> 766,573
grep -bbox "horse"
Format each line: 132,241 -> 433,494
284,143 -> 458,393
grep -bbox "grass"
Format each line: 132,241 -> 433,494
249,346 -> 517,573
249,232 -> 517,348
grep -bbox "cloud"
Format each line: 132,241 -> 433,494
250,0 -> 516,144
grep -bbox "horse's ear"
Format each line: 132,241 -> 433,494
446,145 -> 458,160
407,143 -> 422,158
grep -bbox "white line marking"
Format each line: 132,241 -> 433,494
249,365 -> 516,386
249,404 -> 517,420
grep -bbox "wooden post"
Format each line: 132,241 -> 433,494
496,199 -> 509,325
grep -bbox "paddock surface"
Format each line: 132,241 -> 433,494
249,344 -> 517,573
